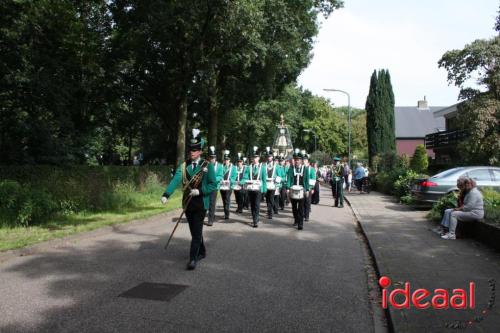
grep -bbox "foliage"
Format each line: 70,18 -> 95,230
410,144 -> 429,174
482,187 -> 500,224
393,169 -> 422,199
0,0 -> 344,166
365,69 -> 396,167
438,8 -> 500,166
0,166 -> 172,227
427,192 -> 459,221
0,180 -> 58,227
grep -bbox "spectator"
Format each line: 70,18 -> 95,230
353,163 -> 365,193
347,169 -> 352,193
441,177 -> 484,240
433,177 -> 466,235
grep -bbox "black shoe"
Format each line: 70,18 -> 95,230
298,225 -> 303,230
207,221 -> 214,226
197,253 -> 206,261
305,217 -> 309,222
268,215 -> 272,220
224,215 -> 229,220
338,205 -> 344,208
253,222 -> 258,228
186,260 -> 197,270
274,211 -> 279,215
293,222 -> 298,226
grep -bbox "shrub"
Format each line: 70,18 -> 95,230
410,144 -> 429,174
393,169 -> 421,199
482,188 -> 500,224
427,192 -> 458,221
0,180 -> 58,227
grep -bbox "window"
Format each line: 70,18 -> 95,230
467,169 -> 492,181
492,170 -> 500,181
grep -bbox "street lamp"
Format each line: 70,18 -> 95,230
323,88 -> 351,166
302,129 -> 317,152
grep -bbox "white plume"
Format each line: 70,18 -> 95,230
294,148 -> 300,154
209,146 -> 215,153
192,129 -> 200,138
301,150 -> 306,155
224,150 -> 230,155
266,146 -> 270,152
253,146 -> 258,152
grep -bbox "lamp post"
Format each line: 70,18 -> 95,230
323,89 -> 351,166
302,129 -> 317,153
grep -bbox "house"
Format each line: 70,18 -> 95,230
395,97 -> 446,158
425,103 -> 468,164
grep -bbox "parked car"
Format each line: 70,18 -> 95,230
412,166 -> 500,203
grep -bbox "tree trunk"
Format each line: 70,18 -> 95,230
128,132 -> 133,165
176,94 -> 188,166
207,69 -> 219,148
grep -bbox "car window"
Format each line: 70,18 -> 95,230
431,168 -> 462,178
493,170 -> 500,181
467,169 -> 492,181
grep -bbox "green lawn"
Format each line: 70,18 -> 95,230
0,192 -> 182,252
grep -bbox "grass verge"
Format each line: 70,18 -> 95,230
0,191 -> 181,252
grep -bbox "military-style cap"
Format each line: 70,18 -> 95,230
237,152 -> 244,162
264,146 -> 274,158
293,148 -> 303,159
223,150 -> 231,160
189,129 -> 205,151
251,146 -> 260,157
208,146 -> 217,158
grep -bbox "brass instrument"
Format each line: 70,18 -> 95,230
164,159 -> 209,250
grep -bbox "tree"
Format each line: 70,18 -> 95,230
410,144 -> 428,174
365,69 -> 396,167
438,7 -> 500,165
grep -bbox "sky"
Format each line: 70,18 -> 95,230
297,0 -> 499,108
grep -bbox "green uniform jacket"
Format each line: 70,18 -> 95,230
273,164 -> 287,190
286,165 -> 310,191
241,163 -> 267,193
163,159 -> 218,210
307,166 -> 317,189
213,162 -> 224,190
221,163 -> 238,189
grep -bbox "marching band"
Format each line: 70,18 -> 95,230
162,129 -> 346,270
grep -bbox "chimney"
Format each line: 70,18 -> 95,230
417,96 -> 429,110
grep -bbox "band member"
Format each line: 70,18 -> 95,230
241,146 -> 267,228
311,161 -> 321,204
278,154 -> 288,210
242,157 -> 250,210
233,153 -> 246,213
220,150 -> 237,220
302,151 -> 316,222
286,149 -> 310,230
333,157 -> 344,208
264,147 -> 279,219
161,129 -> 217,270
207,146 -> 223,226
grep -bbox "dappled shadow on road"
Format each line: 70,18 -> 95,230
0,195 -> 365,333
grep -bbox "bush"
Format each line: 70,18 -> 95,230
0,166 -> 172,226
0,180 -> 58,227
410,144 -> 429,174
393,169 -> 422,199
482,188 -> 500,224
427,192 -> 458,221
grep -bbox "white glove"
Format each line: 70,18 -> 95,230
275,176 -> 282,183
203,167 -> 208,173
189,189 -> 200,196
161,196 -> 168,205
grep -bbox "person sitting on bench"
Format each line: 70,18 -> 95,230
441,177 -> 484,240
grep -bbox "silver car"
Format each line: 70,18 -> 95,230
412,166 -> 500,203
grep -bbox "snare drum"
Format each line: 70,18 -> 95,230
233,182 -> 242,191
266,180 -> 275,191
220,180 -> 230,191
290,185 -> 304,200
246,180 -> 261,192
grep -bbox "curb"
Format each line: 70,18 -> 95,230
344,195 -> 395,333
0,208 -> 182,265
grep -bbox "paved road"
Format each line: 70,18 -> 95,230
0,190 -> 375,333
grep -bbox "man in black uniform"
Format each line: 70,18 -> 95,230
234,153 -> 246,213
286,149 -> 309,230
162,129 -> 217,270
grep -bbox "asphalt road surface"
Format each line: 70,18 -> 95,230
0,190 -> 375,332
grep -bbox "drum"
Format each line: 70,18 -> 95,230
266,180 -> 276,191
246,180 -> 261,192
309,179 -> 316,187
290,185 -> 304,200
220,180 -> 230,191
233,182 -> 242,191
